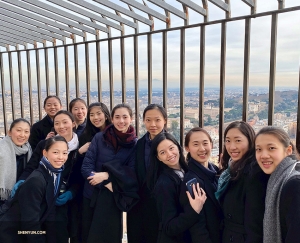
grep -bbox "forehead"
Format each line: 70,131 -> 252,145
113,107 -> 130,116
226,128 -> 246,138
48,141 -> 68,150
144,109 -> 164,118
46,97 -> 60,104
157,139 -> 176,150
189,131 -> 210,142
12,121 -> 30,130
255,134 -> 281,145
90,106 -> 103,113
72,101 -> 86,107
54,114 -> 72,122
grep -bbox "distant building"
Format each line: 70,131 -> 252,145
248,103 -> 259,112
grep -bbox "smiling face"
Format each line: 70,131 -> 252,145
255,134 -> 292,174
89,106 -> 107,131
44,97 -> 62,119
8,121 -> 30,147
157,139 -> 180,170
144,109 -> 166,140
54,114 -> 76,142
185,131 -> 212,167
112,107 -> 132,133
71,101 -> 87,125
43,141 -> 68,169
225,128 -> 249,162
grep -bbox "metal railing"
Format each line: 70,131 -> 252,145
0,3 -> 300,153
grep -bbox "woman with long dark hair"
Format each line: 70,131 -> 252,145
215,121 -> 269,243
146,133 -> 206,243
81,103 -> 139,243
127,104 -> 168,243
78,102 -> 111,243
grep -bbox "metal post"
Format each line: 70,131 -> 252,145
85,42 -> 91,105
108,39 -> 114,109
35,49 -> 42,120
64,45 -> 70,106
17,50 -> 24,118
120,36 -> 126,103
242,18 -> 251,122
54,45 -> 59,96
134,35 -> 139,135
96,40 -> 102,101
7,50 -> 15,120
147,33 -> 152,104
179,28 -> 185,146
162,31 -> 167,109
199,25 -> 205,127
0,53 -> 7,133
26,49 -> 33,125
74,42 -> 79,98
297,65 -> 300,153
268,13 -> 278,125
44,43 -> 50,96
219,21 -> 227,154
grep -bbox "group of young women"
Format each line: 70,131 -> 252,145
0,95 -> 299,243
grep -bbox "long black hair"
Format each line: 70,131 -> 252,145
79,102 -> 111,146
146,133 -> 188,192
220,121 -> 256,180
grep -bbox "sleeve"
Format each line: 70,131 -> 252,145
154,176 -> 199,237
81,135 -> 98,179
18,175 -> 46,243
19,141 -> 44,180
180,177 -> 213,243
280,177 -> 300,243
244,171 -> 268,243
28,123 -> 42,152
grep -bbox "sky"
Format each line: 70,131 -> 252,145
0,0 -> 299,92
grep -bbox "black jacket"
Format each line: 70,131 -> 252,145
279,174 -> 300,242
28,115 -> 53,151
181,160 -> 222,243
219,163 -> 269,243
19,139 -> 81,197
127,134 -> 160,243
0,165 -> 57,243
154,168 -> 199,243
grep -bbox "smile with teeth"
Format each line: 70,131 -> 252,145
168,156 -> 177,162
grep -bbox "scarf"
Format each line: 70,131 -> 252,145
58,132 -> 79,152
103,124 -> 137,153
215,158 -> 233,201
263,156 -> 300,243
0,136 -> 32,200
40,156 -> 64,195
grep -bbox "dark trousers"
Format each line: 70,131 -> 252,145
55,204 -> 69,243
82,197 -> 94,243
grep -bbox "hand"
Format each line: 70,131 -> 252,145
105,182 -> 113,192
11,180 -> 25,198
186,183 -> 207,214
88,172 -> 109,186
79,142 -> 91,155
55,191 -> 73,206
46,132 -> 56,139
